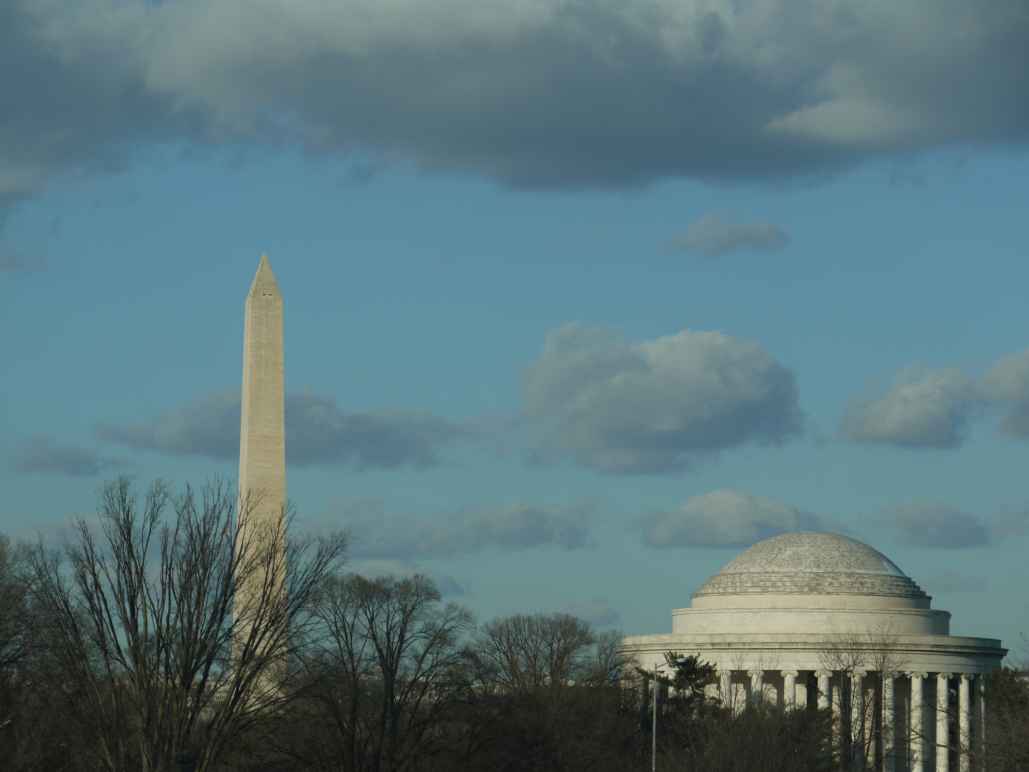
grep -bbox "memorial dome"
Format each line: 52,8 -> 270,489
693,532 -> 929,601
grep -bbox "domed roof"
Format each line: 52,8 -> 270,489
694,532 -> 928,600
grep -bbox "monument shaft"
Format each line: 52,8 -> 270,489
236,256 -> 287,688
239,255 -> 286,526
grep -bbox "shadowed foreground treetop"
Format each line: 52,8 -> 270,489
25,477 -> 347,772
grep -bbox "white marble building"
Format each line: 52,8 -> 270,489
621,532 -> 1005,772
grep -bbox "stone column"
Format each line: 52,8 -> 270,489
866,678 -> 877,768
783,670 -> 799,710
883,673 -> 895,772
816,670 -> 831,710
959,674 -> 971,772
833,673 -> 844,758
719,669 -> 732,705
937,673 -> 950,772
852,670 -> 866,771
749,669 -> 764,706
910,672 -> 926,772
976,675 -> 986,772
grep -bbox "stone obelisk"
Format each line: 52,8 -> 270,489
239,254 -> 286,531
236,255 -> 286,674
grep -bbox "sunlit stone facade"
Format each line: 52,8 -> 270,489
621,533 -> 1005,771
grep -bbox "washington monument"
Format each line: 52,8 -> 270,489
236,255 -> 286,667
239,254 -> 286,522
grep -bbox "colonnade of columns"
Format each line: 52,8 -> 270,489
714,668 -> 986,772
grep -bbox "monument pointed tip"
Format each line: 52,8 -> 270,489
248,253 -> 281,297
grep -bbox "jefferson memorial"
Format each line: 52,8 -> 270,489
621,532 -> 1005,772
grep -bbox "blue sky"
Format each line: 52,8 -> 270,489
2,0 -> 1029,656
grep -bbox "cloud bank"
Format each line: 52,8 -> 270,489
97,391 -> 468,469
640,489 -> 828,548
886,502 -> 992,548
523,324 -> 803,474
345,499 -> 595,560
673,214 -> 789,257
2,0 -> 1028,214
10,435 -> 116,477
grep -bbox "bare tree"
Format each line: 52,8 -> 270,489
462,614 -> 636,772
27,477 -> 346,772
0,534 -> 35,756
469,613 -> 612,693
0,534 -> 30,675
289,573 -> 473,772
976,666 -> 1029,771
818,626 -> 908,771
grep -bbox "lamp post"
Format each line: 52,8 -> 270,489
652,661 -> 658,772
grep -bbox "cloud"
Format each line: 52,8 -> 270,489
841,367 -> 981,449
563,598 -> 622,629
96,391 -> 469,469
981,349 -> 1029,437
345,558 -> 466,597
0,251 -> 44,274
0,1 -> 199,213
345,499 -> 595,560
887,503 -> 991,548
523,324 -> 802,474
673,214 -> 789,257
922,570 -> 988,594
10,435 -> 117,477
640,489 -> 829,548
2,0 -> 1029,216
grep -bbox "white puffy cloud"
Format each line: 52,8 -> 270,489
673,213 -> 789,257
640,489 -> 828,548
523,324 -> 802,474
841,367 -> 981,449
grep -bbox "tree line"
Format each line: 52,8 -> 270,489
1,478 -> 1027,771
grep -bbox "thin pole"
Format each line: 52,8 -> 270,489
652,662 -> 658,772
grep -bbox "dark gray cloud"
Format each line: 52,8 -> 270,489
640,489 -> 829,548
673,214 -> 789,257
888,503 -> 992,548
523,324 -> 802,474
841,367 -> 981,449
2,0 -> 1029,218
0,1 -> 202,213
10,436 -> 116,477
345,499 -> 594,560
97,391 -> 468,469
981,349 -> 1029,437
